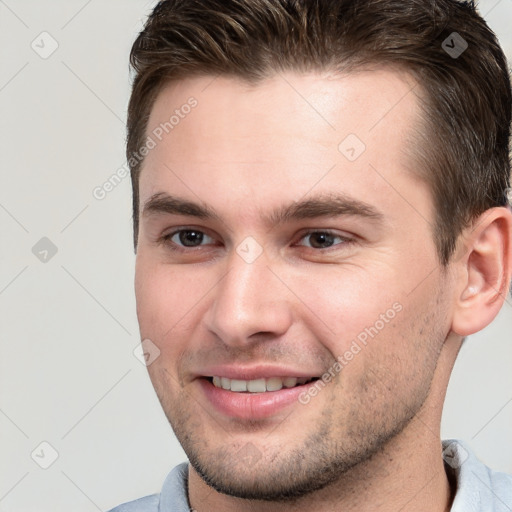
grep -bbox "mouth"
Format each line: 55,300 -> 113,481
206,376 -> 319,393
196,366 -> 325,420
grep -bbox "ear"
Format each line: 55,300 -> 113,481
451,207 -> 512,337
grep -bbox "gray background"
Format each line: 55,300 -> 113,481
0,1 -> 511,510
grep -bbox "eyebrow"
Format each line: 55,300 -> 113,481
142,192 -> 384,225
142,192 -> 220,220
267,194 -> 384,225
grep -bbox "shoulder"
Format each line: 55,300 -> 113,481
107,462 -> 190,512
107,494 -> 159,512
482,463 -> 512,505
444,439 -> 512,511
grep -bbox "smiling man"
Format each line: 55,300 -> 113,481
110,0 -> 512,511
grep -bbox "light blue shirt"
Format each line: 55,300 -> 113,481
108,440 -> 512,511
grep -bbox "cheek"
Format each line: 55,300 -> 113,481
135,260 -> 168,337
354,288 -> 448,396
288,263 -> 405,354
135,257 -> 199,335
134,256 -> 218,376
299,265 -> 444,392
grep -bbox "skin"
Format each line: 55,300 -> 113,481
134,70 -> 512,512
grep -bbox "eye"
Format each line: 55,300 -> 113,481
297,231 -> 350,249
167,229 -> 215,247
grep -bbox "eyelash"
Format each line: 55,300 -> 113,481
296,229 -> 354,248
159,228 -> 355,252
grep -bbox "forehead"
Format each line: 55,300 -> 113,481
147,68 -> 420,153
139,69 -> 429,225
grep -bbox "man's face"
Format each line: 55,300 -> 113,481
135,70 -> 455,500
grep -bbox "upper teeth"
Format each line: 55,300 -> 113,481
212,376 -> 310,392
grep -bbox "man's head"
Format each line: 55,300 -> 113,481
128,0 -> 512,506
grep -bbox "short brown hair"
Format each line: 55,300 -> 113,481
127,0 -> 511,264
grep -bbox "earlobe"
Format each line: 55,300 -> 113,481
451,207 -> 512,337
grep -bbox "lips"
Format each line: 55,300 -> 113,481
197,370 -> 321,420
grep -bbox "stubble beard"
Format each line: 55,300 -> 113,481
156,367 -> 436,502
150,298 -> 447,503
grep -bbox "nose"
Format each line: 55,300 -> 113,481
203,250 -> 293,347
